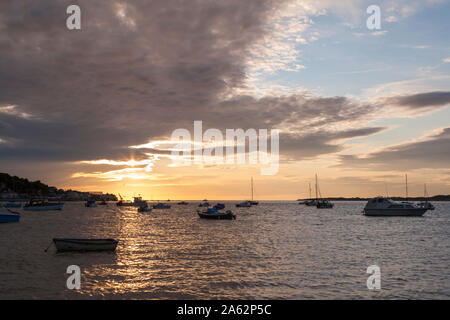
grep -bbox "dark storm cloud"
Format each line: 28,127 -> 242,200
387,91 -> 450,109
336,127 -> 450,170
0,0 -> 448,172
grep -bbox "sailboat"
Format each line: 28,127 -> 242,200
418,183 -> 435,210
315,174 -> 334,209
249,177 -> 258,205
303,182 -> 317,206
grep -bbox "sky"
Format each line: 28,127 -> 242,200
0,0 -> 449,200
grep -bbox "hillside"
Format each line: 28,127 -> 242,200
0,173 -> 117,201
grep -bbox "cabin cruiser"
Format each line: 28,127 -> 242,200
85,200 -> 97,207
153,202 -> 171,209
177,201 -> 189,205
236,201 -> 251,208
132,196 -> 147,207
0,207 -> 20,223
197,207 -> 236,220
23,200 -> 64,211
363,197 -> 428,217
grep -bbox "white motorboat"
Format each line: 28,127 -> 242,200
363,197 -> 427,216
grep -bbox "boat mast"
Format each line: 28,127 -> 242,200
251,177 -> 254,201
315,174 -> 318,200
405,174 -> 408,200
309,182 -> 312,199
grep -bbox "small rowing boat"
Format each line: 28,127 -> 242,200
0,207 -> 20,223
53,238 -> 119,252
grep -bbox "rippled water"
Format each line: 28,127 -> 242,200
0,201 -> 449,299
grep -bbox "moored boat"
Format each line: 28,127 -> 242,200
316,200 -> 334,209
23,200 -> 63,211
418,183 -> 435,210
197,208 -> 236,220
198,201 -> 211,207
304,199 -> 318,206
85,200 -> 97,207
153,202 -> 171,209
138,203 -> 152,212
177,201 -> 189,205
236,201 -> 251,207
2,202 -> 21,208
0,207 -> 20,223
363,197 -> 427,217
98,199 -> 107,205
214,203 -> 225,210
53,238 -> 119,252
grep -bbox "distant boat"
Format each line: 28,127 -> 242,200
314,174 -> 334,209
138,203 -> 152,212
197,208 -> 236,220
153,203 -> 171,209
85,200 -> 97,207
2,202 -> 21,208
305,199 -> 318,206
198,201 -> 211,207
177,201 -> 189,205
214,203 -> 225,210
364,197 -> 427,217
23,200 -> 63,211
236,200 -> 251,208
316,200 -> 334,209
0,207 -> 20,223
53,238 -> 118,252
418,183 -> 435,210
300,182 -> 316,206
132,196 -> 147,207
116,194 -> 134,206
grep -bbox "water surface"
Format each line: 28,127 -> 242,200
0,201 -> 448,299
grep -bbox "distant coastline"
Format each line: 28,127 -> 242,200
0,173 -> 117,201
297,196 -> 450,202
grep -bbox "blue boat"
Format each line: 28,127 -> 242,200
0,207 -> 20,223
2,202 -> 21,208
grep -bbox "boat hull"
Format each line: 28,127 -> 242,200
198,212 -> 236,220
2,203 -> 21,208
53,238 -> 118,252
0,213 -> 20,223
364,208 -> 427,217
23,204 -> 63,211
